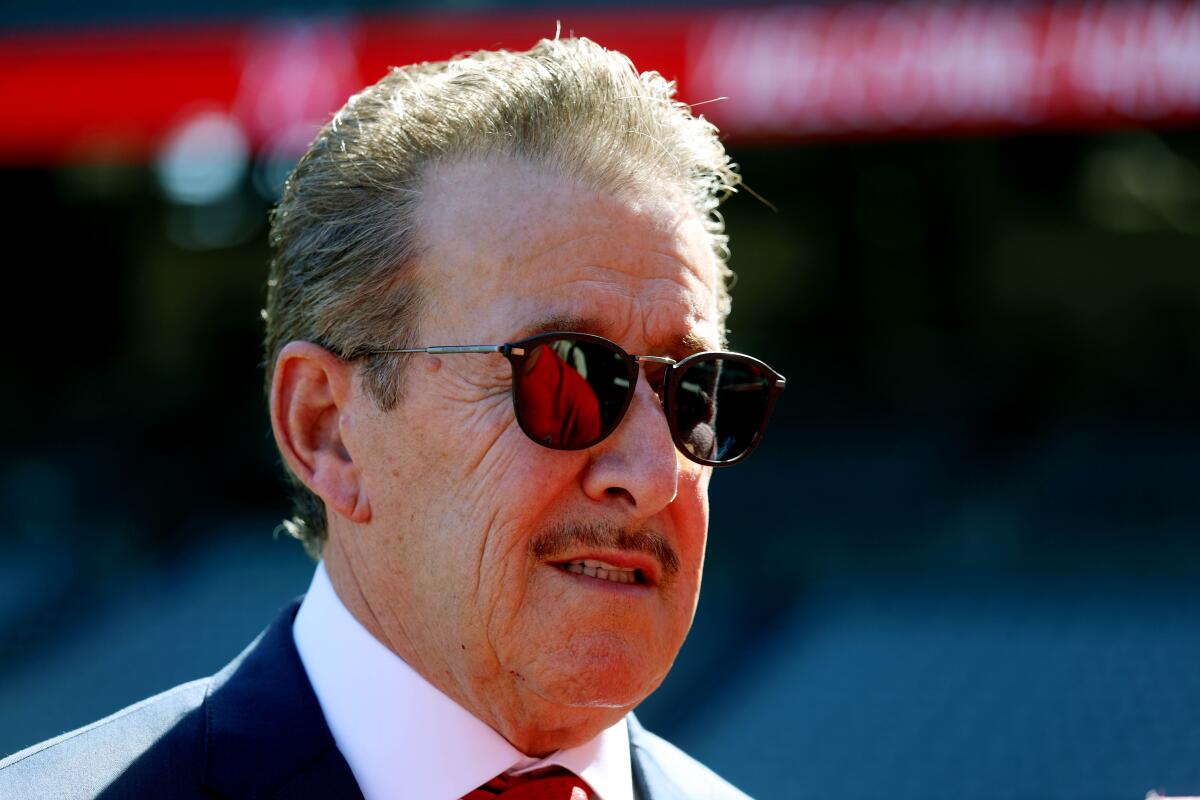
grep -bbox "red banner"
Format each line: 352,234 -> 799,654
689,2 -> 1200,138
0,2 -> 1197,165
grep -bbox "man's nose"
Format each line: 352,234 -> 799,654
580,369 -> 680,514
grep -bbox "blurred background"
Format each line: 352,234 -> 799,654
2,2 -> 1199,798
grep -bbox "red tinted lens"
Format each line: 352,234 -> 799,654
514,337 -> 633,449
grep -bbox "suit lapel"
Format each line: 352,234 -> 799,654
627,714 -> 687,800
202,600 -> 363,800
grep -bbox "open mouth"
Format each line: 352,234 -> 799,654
554,559 -> 648,586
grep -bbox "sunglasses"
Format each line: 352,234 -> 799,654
365,331 -> 786,466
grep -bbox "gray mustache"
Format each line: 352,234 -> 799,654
529,521 -> 681,580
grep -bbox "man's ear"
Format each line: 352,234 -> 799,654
269,341 -> 371,524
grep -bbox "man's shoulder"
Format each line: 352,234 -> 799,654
0,599 -> 356,800
628,715 -> 753,800
0,678 -> 210,799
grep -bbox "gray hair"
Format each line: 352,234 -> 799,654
263,36 -> 740,556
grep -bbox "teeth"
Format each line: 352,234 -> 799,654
562,560 -> 639,584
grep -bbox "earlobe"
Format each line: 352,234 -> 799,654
269,341 -> 372,524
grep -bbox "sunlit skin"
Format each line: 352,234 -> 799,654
271,156 -> 723,756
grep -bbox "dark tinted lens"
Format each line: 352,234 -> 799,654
514,337 -> 633,449
673,357 -> 773,462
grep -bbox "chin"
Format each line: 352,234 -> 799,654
523,631 -> 669,711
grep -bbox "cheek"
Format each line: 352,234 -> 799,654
426,392 -> 512,475
671,467 -> 711,564
472,449 -> 589,601
369,380 -> 519,526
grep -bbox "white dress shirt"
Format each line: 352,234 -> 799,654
293,562 -> 634,800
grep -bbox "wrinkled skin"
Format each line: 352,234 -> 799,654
272,156 -> 721,756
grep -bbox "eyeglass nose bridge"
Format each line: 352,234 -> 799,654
630,354 -> 677,366
626,353 -> 677,402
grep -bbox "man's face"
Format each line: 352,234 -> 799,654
335,156 -> 721,750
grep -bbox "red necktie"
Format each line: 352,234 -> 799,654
461,766 -> 593,799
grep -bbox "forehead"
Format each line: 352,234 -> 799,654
414,156 -> 722,352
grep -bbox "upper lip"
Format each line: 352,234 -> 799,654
549,549 -> 661,585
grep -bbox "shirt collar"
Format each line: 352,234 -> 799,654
293,562 -> 633,800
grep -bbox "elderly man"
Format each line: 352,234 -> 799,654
0,37 -> 784,799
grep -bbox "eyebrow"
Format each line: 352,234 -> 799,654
521,315 -> 718,356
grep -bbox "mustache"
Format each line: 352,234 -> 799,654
529,521 -> 681,579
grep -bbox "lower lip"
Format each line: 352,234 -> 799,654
550,565 -> 654,595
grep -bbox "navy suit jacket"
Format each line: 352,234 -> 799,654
0,601 -> 750,799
